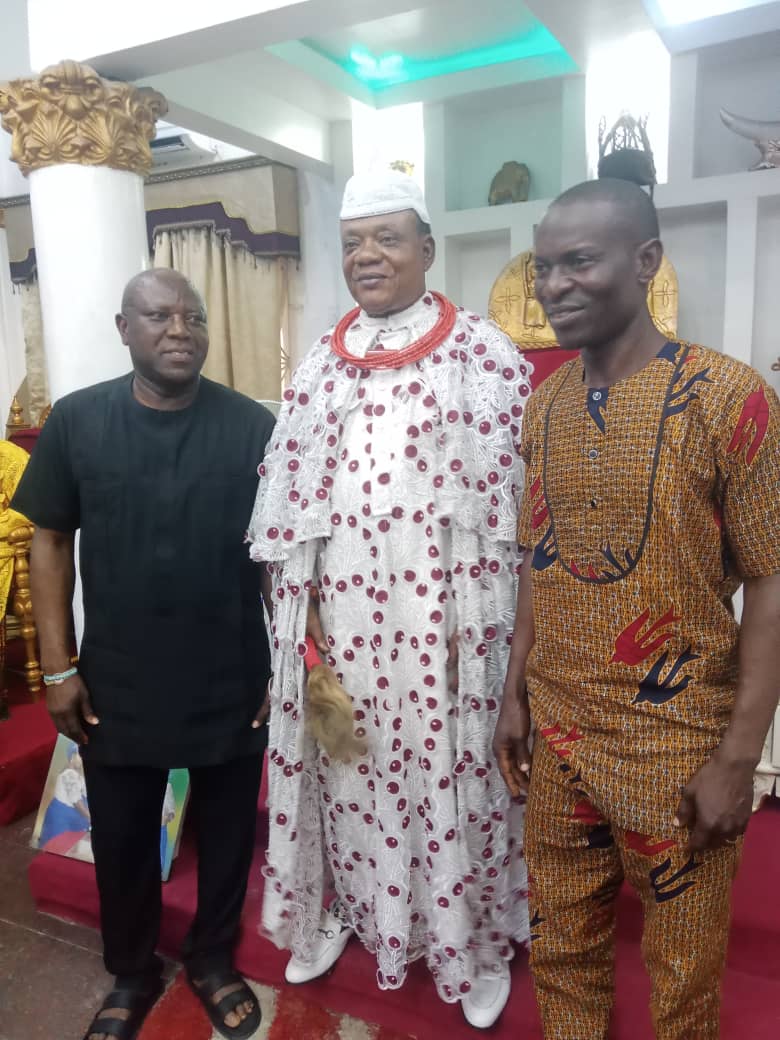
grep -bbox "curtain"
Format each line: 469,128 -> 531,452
153,227 -> 289,401
19,279 -> 48,422
1,276 -> 48,429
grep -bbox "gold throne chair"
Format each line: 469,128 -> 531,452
1,400 -> 45,714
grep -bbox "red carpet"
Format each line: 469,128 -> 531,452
0,642 -> 56,825
28,778 -> 780,1040
138,972 -> 414,1040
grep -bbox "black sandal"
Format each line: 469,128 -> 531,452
187,969 -> 261,1039
82,978 -> 164,1040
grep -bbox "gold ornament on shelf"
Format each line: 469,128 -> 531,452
6,396 -> 27,433
489,161 -> 530,205
389,159 -> 415,176
488,250 -> 678,350
720,109 -> 780,171
0,60 -> 167,177
598,113 -> 656,194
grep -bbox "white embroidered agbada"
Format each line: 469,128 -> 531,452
249,280 -> 532,1001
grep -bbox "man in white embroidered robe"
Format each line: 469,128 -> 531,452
249,171 -> 531,1029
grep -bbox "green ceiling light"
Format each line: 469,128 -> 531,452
344,25 -> 569,89
349,48 -> 407,84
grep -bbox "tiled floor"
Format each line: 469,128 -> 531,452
0,814 -> 402,1040
0,812 -> 170,1040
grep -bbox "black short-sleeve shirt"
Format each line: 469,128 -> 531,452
12,374 -> 276,768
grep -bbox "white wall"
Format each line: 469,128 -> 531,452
658,204 -> 727,351
445,231 -> 511,315
0,132 -> 29,198
443,82 -> 563,211
0,0 -> 32,80
753,196 -> 780,388
0,227 -> 26,422
288,168 -> 341,367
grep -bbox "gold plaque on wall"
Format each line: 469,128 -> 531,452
488,250 -> 678,349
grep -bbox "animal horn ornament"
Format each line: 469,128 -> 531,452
303,637 -> 366,762
719,108 -> 780,170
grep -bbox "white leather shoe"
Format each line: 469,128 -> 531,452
284,902 -> 353,984
461,962 -> 511,1029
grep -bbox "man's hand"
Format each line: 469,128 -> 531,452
306,597 -> 328,655
46,674 -> 98,745
674,751 -> 755,853
493,676 -> 532,798
252,678 -> 272,729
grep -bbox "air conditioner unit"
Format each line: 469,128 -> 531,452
150,128 -> 216,170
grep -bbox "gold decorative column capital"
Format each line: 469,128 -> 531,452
0,59 -> 167,177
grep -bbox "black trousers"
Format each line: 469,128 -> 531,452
83,749 -> 264,986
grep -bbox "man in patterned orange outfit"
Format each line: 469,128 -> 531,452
494,177 -> 780,1039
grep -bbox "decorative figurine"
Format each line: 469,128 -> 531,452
488,161 -> 531,205
720,109 -> 780,170
390,159 -> 415,176
598,113 -> 657,194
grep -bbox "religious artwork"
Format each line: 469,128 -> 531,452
720,108 -> 780,170
489,161 -> 531,205
31,735 -> 189,880
488,249 -> 678,349
598,113 -> 657,193
0,60 -> 167,177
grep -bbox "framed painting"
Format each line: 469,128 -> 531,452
31,735 -> 189,881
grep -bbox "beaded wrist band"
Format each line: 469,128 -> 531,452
42,666 -> 78,686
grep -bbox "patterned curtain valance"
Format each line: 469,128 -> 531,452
145,158 -> 300,260
2,155 -> 301,281
146,201 -> 299,258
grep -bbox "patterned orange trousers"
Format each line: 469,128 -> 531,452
525,734 -> 741,1040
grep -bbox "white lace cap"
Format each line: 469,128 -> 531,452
340,170 -> 431,225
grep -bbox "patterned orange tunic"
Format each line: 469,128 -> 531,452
517,341 -> 780,836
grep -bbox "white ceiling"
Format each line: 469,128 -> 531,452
3,0 -> 780,177
305,0 -> 542,65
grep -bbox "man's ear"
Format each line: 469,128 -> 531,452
115,312 -> 129,344
636,238 -> 663,286
422,234 -> 436,272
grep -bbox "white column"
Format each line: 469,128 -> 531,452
668,53 -> 699,184
560,76 -> 587,191
722,196 -> 758,367
0,60 -> 166,403
0,213 -> 27,423
330,118 -> 356,319
28,165 -> 149,401
290,168 -> 340,365
424,102 -> 447,295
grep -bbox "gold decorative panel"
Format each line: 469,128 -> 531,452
488,250 -> 678,349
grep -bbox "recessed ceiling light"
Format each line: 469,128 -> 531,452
653,0 -> 774,26
343,27 -> 571,89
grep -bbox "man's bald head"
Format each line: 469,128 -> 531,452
546,178 -> 660,244
121,268 -> 206,317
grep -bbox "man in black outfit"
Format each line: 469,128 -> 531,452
13,268 -> 275,1040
